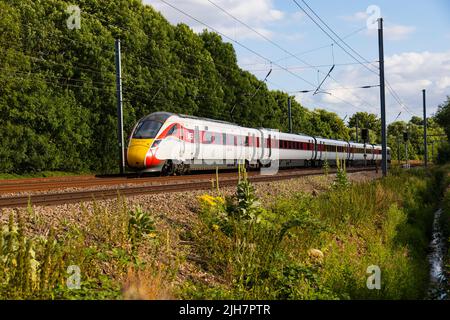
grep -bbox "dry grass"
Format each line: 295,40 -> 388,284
122,264 -> 174,300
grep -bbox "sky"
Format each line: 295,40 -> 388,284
143,0 -> 450,124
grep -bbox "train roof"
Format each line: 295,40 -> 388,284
315,137 -> 349,145
176,113 -> 239,126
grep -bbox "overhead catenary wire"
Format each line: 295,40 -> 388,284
293,0 -> 379,76
158,0 -> 317,90
293,0 -> 416,118
244,61 -> 378,72
207,0 -> 376,112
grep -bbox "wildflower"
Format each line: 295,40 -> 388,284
198,194 -> 224,207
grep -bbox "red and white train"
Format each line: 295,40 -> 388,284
126,112 -> 390,175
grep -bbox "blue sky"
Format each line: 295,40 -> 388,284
145,0 -> 450,124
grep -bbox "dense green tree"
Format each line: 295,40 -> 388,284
0,0 -> 445,173
435,96 -> 450,138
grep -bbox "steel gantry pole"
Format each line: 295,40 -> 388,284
423,89 -> 428,167
115,39 -> 125,174
288,97 -> 293,133
378,18 -> 387,176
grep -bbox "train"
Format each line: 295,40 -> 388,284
126,112 -> 390,175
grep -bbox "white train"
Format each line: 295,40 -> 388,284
127,112 -> 390,175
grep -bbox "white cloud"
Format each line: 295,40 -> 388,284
366,24 -> 416,41
342,10 -> 416,41
303,51 -> 450,122
340,11 -> 368,22
143,0 -> 284,40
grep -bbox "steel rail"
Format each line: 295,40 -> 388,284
0,167 -> 378,208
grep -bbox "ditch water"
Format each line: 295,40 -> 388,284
427,209 -> 448,300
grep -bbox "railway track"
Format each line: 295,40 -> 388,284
0,167 -> 379,208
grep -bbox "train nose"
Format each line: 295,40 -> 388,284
127,139 -> 153,168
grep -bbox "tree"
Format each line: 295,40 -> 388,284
0,0 -> 387,174
348,112 -> 381,132
435,96 -> 450,138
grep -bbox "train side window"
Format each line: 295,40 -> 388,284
203,131 -> 214,144
245,136 -> 249,147
167,125 -> 178,137
256,137 -> 260,148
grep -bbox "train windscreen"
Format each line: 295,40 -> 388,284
132,120 -> 163,139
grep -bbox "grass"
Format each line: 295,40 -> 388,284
180,165 -> 445,300
0,199 -> 179,299
0,171 -> 88,180
440,167 -> 450,297
1,165 -> 448,300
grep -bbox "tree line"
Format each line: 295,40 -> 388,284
0,0 -> 446,173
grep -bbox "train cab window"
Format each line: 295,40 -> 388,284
133,120 -> 163,139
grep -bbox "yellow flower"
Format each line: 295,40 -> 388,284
212,224 -> 220,231
198,194 -> 224,207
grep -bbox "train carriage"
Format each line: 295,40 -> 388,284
126,112 -> 389,175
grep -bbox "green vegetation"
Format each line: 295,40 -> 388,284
1,0 -> 445,175
440,169 -> 450,296
1,166 -> 448,299
181,167 -> 444,299
0,200 -> 176,299
0,0 -> 351,174
387,116 -> 445,163
0,171 -> 85,180
435,97 -> 450,164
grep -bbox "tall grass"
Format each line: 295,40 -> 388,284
0,199 -> 175,299
182,166 -> 444,299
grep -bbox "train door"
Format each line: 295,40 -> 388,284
268,134 -> 272,158
179,124 -> 185,160
251,133 -> 256,163
194,126 -> 200,163
257,129 -> 265,165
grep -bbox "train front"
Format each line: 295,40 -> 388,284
126,112 -> 171,172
